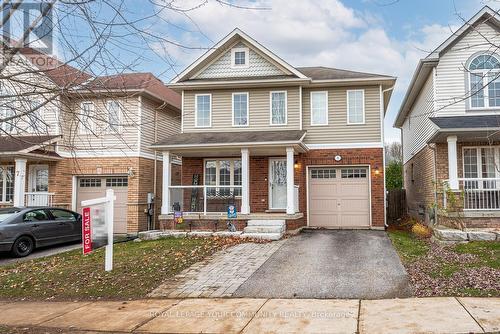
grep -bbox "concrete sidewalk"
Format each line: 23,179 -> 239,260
0,297 -> 498,333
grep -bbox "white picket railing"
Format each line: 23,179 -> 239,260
25,192 -> 54,207
444,178 -> 500,210
168,185 -> 243,215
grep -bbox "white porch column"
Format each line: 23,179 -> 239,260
241,148 -> 250,214
161,151 -> 171,214
13,158 -> 27,207
447,135 -> 459,190
286,147 -> 295,215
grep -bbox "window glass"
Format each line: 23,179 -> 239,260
271,92 -> 286,125
233,93 -> 248,126
50,209 -> 76,221
470,73 -> 485,108
0,166 -> 14,202
204,159 -> 242,197
311,169 -> 336,179
463,148 -> 479,189
233,160 -> 242,196
106,177 -> 128,187
347,90 -> 364,124
468,54 -> 500,108
205,160 -> 216,196
34,167 -> 48,192
219,160 -> 231,196
79,102 -> 94,134
341,168 -> 367,178
107,101 -> 121,132
234,51 -> 246,65
488,73 -> 500,107
79,178 -> 102,187
24,209 -> 49,222
311,92 -> 327,125
196,95 -> 211,127
481,148 -> 496,189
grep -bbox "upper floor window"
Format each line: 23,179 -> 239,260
468,54 -> 500,109
270,91 -> 287,125
106,100 -> 122,133
0,82 -> 16,134
310,91 -> 328,125
231,48 -> 249,68
79,101 -> 94,134
347,90 -> 365,124
232,92 -> 248,126
195,94 -> 211,127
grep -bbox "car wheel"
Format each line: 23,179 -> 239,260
11,236 -> 34,257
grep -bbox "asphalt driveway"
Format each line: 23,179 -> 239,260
234,229 -> 412,299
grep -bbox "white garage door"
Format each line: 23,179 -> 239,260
76,176 -> 128,234
309,167 -> 370,228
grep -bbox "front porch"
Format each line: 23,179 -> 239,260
429,117 -> 500,227
154,131 -> 308,231
0,135 -> 62,208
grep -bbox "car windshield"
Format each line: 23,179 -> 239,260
0,208 -> 21,222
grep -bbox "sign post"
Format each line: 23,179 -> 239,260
81,189 -> 115,272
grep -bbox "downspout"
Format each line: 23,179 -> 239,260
381,85 -> 395,229
153,107 -> 158,229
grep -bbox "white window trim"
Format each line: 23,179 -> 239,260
310,91 -> 328,126
346,89 -> 366,125
0,165 -> 14,203
106,100 -> 123,134
269,90 -> 287,126
203,158 -> 242,197
462,145 -> 500,180
28,164 -> 49,192
78,101 -> 95,134
195,93 -> 212,128
232,92 -> 249,127
468,54 -> 500,110
231,47 -> 249,69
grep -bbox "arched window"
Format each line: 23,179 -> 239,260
468,54 -> 500,108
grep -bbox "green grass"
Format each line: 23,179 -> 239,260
454,241 -> 500,269
429,263 -> 460,278
0,237 -> 233,300
387,230 -> 429,262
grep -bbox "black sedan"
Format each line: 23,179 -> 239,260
0,207 -> 82,257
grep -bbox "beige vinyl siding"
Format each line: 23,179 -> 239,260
402,71 -> 437,164
302,86 -> 381,145
140,97 -> 180,155
59,96 -> 140,153
435,22 -> 500,115
183,86 -> 300,132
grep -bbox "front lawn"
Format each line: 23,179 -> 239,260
0,237 -> 242,301
389,230 -> 499,297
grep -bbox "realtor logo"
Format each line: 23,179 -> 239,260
2,1 -> 54,53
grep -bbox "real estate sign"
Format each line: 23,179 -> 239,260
82,207 -> 92,255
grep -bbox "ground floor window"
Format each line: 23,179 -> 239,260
204,159 -> 241,197
463,147 -> 500,189
0,166 -> 14,203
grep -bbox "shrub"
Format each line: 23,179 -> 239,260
411,222 -> 432,239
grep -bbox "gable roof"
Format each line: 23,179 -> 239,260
394,6 -> 500,128
171,28 -> 308,83
17,48 -> 180,109
0,135 -> 60,153
297,66 -> 392,81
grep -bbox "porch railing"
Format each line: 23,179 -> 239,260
443,178 -> 500,210
168,185 -> 243,215
25,192 -> 54,207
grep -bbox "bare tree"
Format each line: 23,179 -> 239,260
385,141 -> 402,163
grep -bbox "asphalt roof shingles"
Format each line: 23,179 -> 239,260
430,115 -> 500,129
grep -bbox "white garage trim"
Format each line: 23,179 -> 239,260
306,164 -> 372,228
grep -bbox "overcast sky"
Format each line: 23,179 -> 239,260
121,0 -> 495,142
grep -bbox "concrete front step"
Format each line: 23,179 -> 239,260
243,225 -> 285,234
240,232 -> 283,240
247,220 -> 286,227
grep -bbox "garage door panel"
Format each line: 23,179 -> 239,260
77,176 -> 128,234
309,167 -> 370,228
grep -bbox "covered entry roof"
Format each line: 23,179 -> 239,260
152,130 -> 308,156
428,115 -> 500,143
0,135 -> 62,160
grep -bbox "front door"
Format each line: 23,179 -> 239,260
28,165 -> 49,206
269,158 -> 287,210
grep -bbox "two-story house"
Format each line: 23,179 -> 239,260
0,48 -> 181,234
395,6 -> 500,228
153,29 -> 395,233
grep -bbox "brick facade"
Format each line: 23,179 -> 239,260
11,156 -> 181,234
166,147 -> 385,230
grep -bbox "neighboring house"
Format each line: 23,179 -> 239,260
394,6 -> 500,228
0,48 -> 181,233
153,29 -> 395,231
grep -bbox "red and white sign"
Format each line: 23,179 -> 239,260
82,207 -> 92,255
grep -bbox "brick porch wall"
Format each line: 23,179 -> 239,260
176,147 -> 385,229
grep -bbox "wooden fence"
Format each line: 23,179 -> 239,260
387,189 -> 406,224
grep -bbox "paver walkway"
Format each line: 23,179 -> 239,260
0,297 -> 498,333
149,240 -> 285,298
